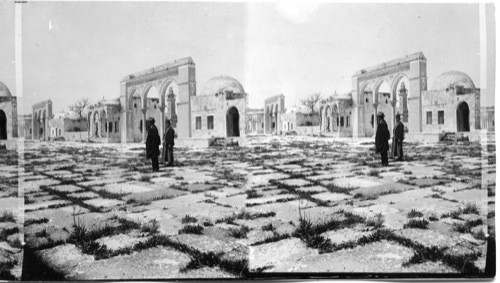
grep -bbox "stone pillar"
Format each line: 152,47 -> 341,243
141,108 -> 147,142
399,86 -> 409,123
390,100 -> 396,130
372,102 -> 379,137
159,106 -> 165,139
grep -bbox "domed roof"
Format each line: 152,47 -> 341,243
199,76 -> 245,96
432,71 -> 475,91
286,105 -> 312,114
0,82 -> 12,97
54,111 -> 80,120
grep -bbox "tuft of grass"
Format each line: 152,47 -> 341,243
181,215 -> 198,224
462,203 -> 480,214
251,233 -> 290,246
407,209 -> 424,218
368,169 -> 379,177
0,211 -> 15,223
179,224 -> 204,235
261,223 -> 275,232
25,218 -> 49,226
138,174 -> 152,183
246,189 -> 263,199
452,219 -> 483,234
228,225 -> 250,239
366,213 -> 385,229
140,219 -> 160,234
403,219 -> 429,229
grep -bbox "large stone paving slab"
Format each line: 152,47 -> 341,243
286,240 -> 414,273
73,247 -> 191,280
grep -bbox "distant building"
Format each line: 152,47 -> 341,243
246,108 -> 264,135
281,105 -> 320,133
49,111 -> 88,140
83,58 -> 247,144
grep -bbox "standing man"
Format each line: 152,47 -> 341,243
146,117 -> 161,172
375,112 -> 390,166
163,119 -> 175,166
392,113 -> 404,161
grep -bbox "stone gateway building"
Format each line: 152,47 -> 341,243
86,57 -> 247,144
318,52 -> 492,140
0,82 -> 18,140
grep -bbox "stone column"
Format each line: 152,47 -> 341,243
372,102 -> 379,137
141,109 -> 147,142
159,106 -> 165,139
390,100 -> 396,130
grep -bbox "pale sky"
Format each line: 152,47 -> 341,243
0,2 -> 494,114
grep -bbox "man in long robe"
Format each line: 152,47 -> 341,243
146,117 -> 161,172
392,113 -> 404,161
162,119 -> 175,166
375,112 -> 390,166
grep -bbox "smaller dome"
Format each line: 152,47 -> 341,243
0,82 -> 12,97
432,71 -> 475,91
285,106 -> 312,115
54,111 -> 80,120
200,76 -> 245,96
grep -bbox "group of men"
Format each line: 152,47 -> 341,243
143,112 -> 404,171
145,118 -> 175,172
375,112 -> 405,166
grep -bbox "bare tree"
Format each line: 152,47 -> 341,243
300,93 -> 322,114
69,98 -> 90,118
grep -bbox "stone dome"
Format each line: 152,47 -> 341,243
0,82 -> 12,97
286,105 -> 312,114
54,111 -> 80,120
199,76 -> 245,96
432,71 -> 475,91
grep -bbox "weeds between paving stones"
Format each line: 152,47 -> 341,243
228,225 -> 250,239
441,203 -> 480,220
452,219 -> 483,234
100,234 -> 250,276
0,211 -> 15,222
403,219 -> 429,229
0,227 -> 19,241
293,205 -> 365,250
317,228 -> 482,274
366,213 -> 385,229
181,214 -> 198,224
407,209 -> 424,218
179,224 -> 204,235
215,210 -> 276,224
250,233 -> 291,246
246,189 -> 263,199
0,261 -> 17,281
261,223 -> 275,232
140,219 -> 160,234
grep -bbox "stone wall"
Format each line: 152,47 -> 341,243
422,89 -> 477,133
296,125 -> 320,136
191,93 -> 246,138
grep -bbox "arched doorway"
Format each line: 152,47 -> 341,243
226,107 -> 240,137
457,102 -> 470,132
0,110 -> 7,140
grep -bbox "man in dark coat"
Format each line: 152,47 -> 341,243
392,113 -> 404,161
162,119 -> 175,166
375,112 -> 390,166
146,117 -> 161,172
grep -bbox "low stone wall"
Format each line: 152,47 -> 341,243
296,126 -> 320,136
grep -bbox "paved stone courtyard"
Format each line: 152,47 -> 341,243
0,136 -> 495,279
